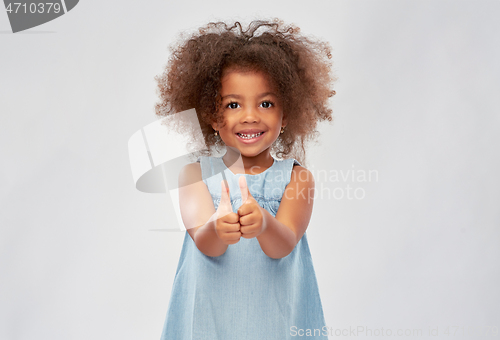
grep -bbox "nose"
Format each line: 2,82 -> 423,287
240,106 -> 260,124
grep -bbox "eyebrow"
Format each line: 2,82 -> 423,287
221,92 -> 277,100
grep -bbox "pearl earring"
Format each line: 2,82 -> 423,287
280,126 -> 285,134
214,130 -> 219,136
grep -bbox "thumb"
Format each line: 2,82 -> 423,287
219,180 -> 233,213
239,176 -> 252,203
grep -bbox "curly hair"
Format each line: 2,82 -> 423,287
154,19 -> 336,165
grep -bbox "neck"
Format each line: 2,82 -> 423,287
223,147 -> 274,175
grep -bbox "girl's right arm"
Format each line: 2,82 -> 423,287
178,162 -> 240,257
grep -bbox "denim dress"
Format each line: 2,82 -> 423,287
160,155 -> 328,339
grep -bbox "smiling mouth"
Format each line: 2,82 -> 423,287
236,132 -> 264,139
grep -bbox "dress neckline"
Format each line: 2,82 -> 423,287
217,155 -> 277,177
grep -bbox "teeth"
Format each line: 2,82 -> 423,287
238,132 -> 263,139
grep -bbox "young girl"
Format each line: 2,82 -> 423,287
155,19 -> 335,339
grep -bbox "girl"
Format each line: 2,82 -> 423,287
155,19 -> 335,339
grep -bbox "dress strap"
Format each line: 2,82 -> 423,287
269,158 -> 301,192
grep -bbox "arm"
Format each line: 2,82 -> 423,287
178,163 -> 229,257
256,165 -> 315,259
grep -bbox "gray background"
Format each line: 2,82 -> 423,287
1,0 -> 499,339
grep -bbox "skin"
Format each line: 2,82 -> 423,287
178,69 -> 315,259
213,68 -> 286,175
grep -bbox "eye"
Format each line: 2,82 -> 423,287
226,101 -> 240,109
260,100 -> 274,109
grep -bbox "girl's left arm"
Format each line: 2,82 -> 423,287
256,165 -> 315,259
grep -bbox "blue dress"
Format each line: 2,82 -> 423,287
160,154 -> 327,339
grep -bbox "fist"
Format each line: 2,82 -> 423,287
215,180 -> 241,245
237,176 -> 265,239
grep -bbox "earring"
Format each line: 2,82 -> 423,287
280,126 -> 285,134
214,130 -> 219,136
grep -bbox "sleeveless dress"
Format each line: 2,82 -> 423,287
160,154 -> 328,339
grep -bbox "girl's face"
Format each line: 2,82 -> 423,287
212,69 -> 287,160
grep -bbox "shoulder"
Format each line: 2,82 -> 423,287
178,161 -> 202,187
286,164 -> 315,193
290,165 -> 314,184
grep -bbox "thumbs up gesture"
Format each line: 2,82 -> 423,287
237,176 -> 266,239
214,180 -> 242,245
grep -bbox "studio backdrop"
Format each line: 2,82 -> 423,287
1,0 -> 499,339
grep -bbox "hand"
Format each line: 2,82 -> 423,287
214,180 -> 241,245
237,176 -> 265,239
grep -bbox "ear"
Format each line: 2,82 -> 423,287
281,111 -> 288,126
210,120 -> 218,131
